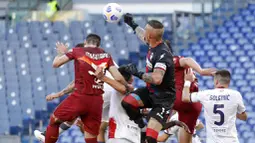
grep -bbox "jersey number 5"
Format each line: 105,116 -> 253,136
213,104 -> 224,126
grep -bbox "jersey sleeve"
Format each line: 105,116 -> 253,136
154,49 -> 173,71
107,54 -> 115,69
237,92 -> 246,114
65,48 -> 76,60
173,56 -> 184,68
190,90 -> 206,103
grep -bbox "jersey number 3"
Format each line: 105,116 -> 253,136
213,104 -> 225,126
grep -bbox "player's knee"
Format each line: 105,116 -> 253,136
49,114 -> 63,126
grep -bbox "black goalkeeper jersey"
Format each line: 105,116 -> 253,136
145,42 -> 175,95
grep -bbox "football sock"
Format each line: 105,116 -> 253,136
146,128 -> 158,143
85,138 -> 98,143
45,124 -> 60,143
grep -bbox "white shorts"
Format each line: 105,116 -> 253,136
107,138 -> 134,143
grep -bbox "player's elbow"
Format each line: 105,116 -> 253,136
154,78 -> 163,85
52,61 -> 61,68
153,74 -> 163,85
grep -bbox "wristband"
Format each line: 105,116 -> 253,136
184,81 -> 191,87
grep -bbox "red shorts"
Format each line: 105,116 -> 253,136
173,90 -> 202,133
53,92 -> 103,135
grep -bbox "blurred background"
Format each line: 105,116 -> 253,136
0,0 -> 254,142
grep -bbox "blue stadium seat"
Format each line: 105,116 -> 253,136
212,38 -> 223,45
224,38 -> 235,45
129,52 -> 139,66
0,119 -> 10,134
220,33 -> 231,39
206,32 -> 218,39
228,27 -> 239,33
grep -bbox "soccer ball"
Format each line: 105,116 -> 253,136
103,3 -> 123,23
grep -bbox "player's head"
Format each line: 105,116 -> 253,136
75,43 -> 84,47
214,69 -> 231,88
118,66 -> 133,84
85,34 -> 101,47
145,20 -> 164,44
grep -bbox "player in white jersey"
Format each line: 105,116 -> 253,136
157,111 -> 204,143
182,69 -> 248,143
106,66 -> 141,143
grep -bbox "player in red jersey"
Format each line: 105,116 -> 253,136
45,34 -> 129,143
172,55 -> 216,143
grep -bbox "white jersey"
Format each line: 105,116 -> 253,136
108,90 -> 141,143
164,113 -> 201,143
102,71 -> 114,122
191,88 -> 246,143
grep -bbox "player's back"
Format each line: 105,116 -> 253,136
66,47 -> 114,96
173,56 -> 187,91
200,88 -> 243,143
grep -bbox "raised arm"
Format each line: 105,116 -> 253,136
95,67 -> 132,95
179,57 -> 216,76
124,13 -> 146,44
53,42 -> 71,68
108,66 -> 129,86
182,69 -> 196,102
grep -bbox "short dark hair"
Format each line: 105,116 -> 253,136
215,70 -> 231,84
118,66 -> 132,82
75,43 -> 84,47
147,20 -> 164,29
86,34 -> 101,47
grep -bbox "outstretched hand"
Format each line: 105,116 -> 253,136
123,13 -> 138,31
123,64 -> 143,79
94,66 -> 105,79
56,42 -> 68,55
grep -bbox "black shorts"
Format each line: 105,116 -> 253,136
131,87 -> 175,125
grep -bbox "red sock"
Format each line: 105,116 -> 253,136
85,138 -> 98,143
45,124 -> 60,143
146,128 -> 158,139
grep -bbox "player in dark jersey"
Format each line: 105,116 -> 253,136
120,14 -> 176,143
45,34 -> 129,143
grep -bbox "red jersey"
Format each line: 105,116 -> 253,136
66,47 -> 114,95
173,56 -> 198,92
